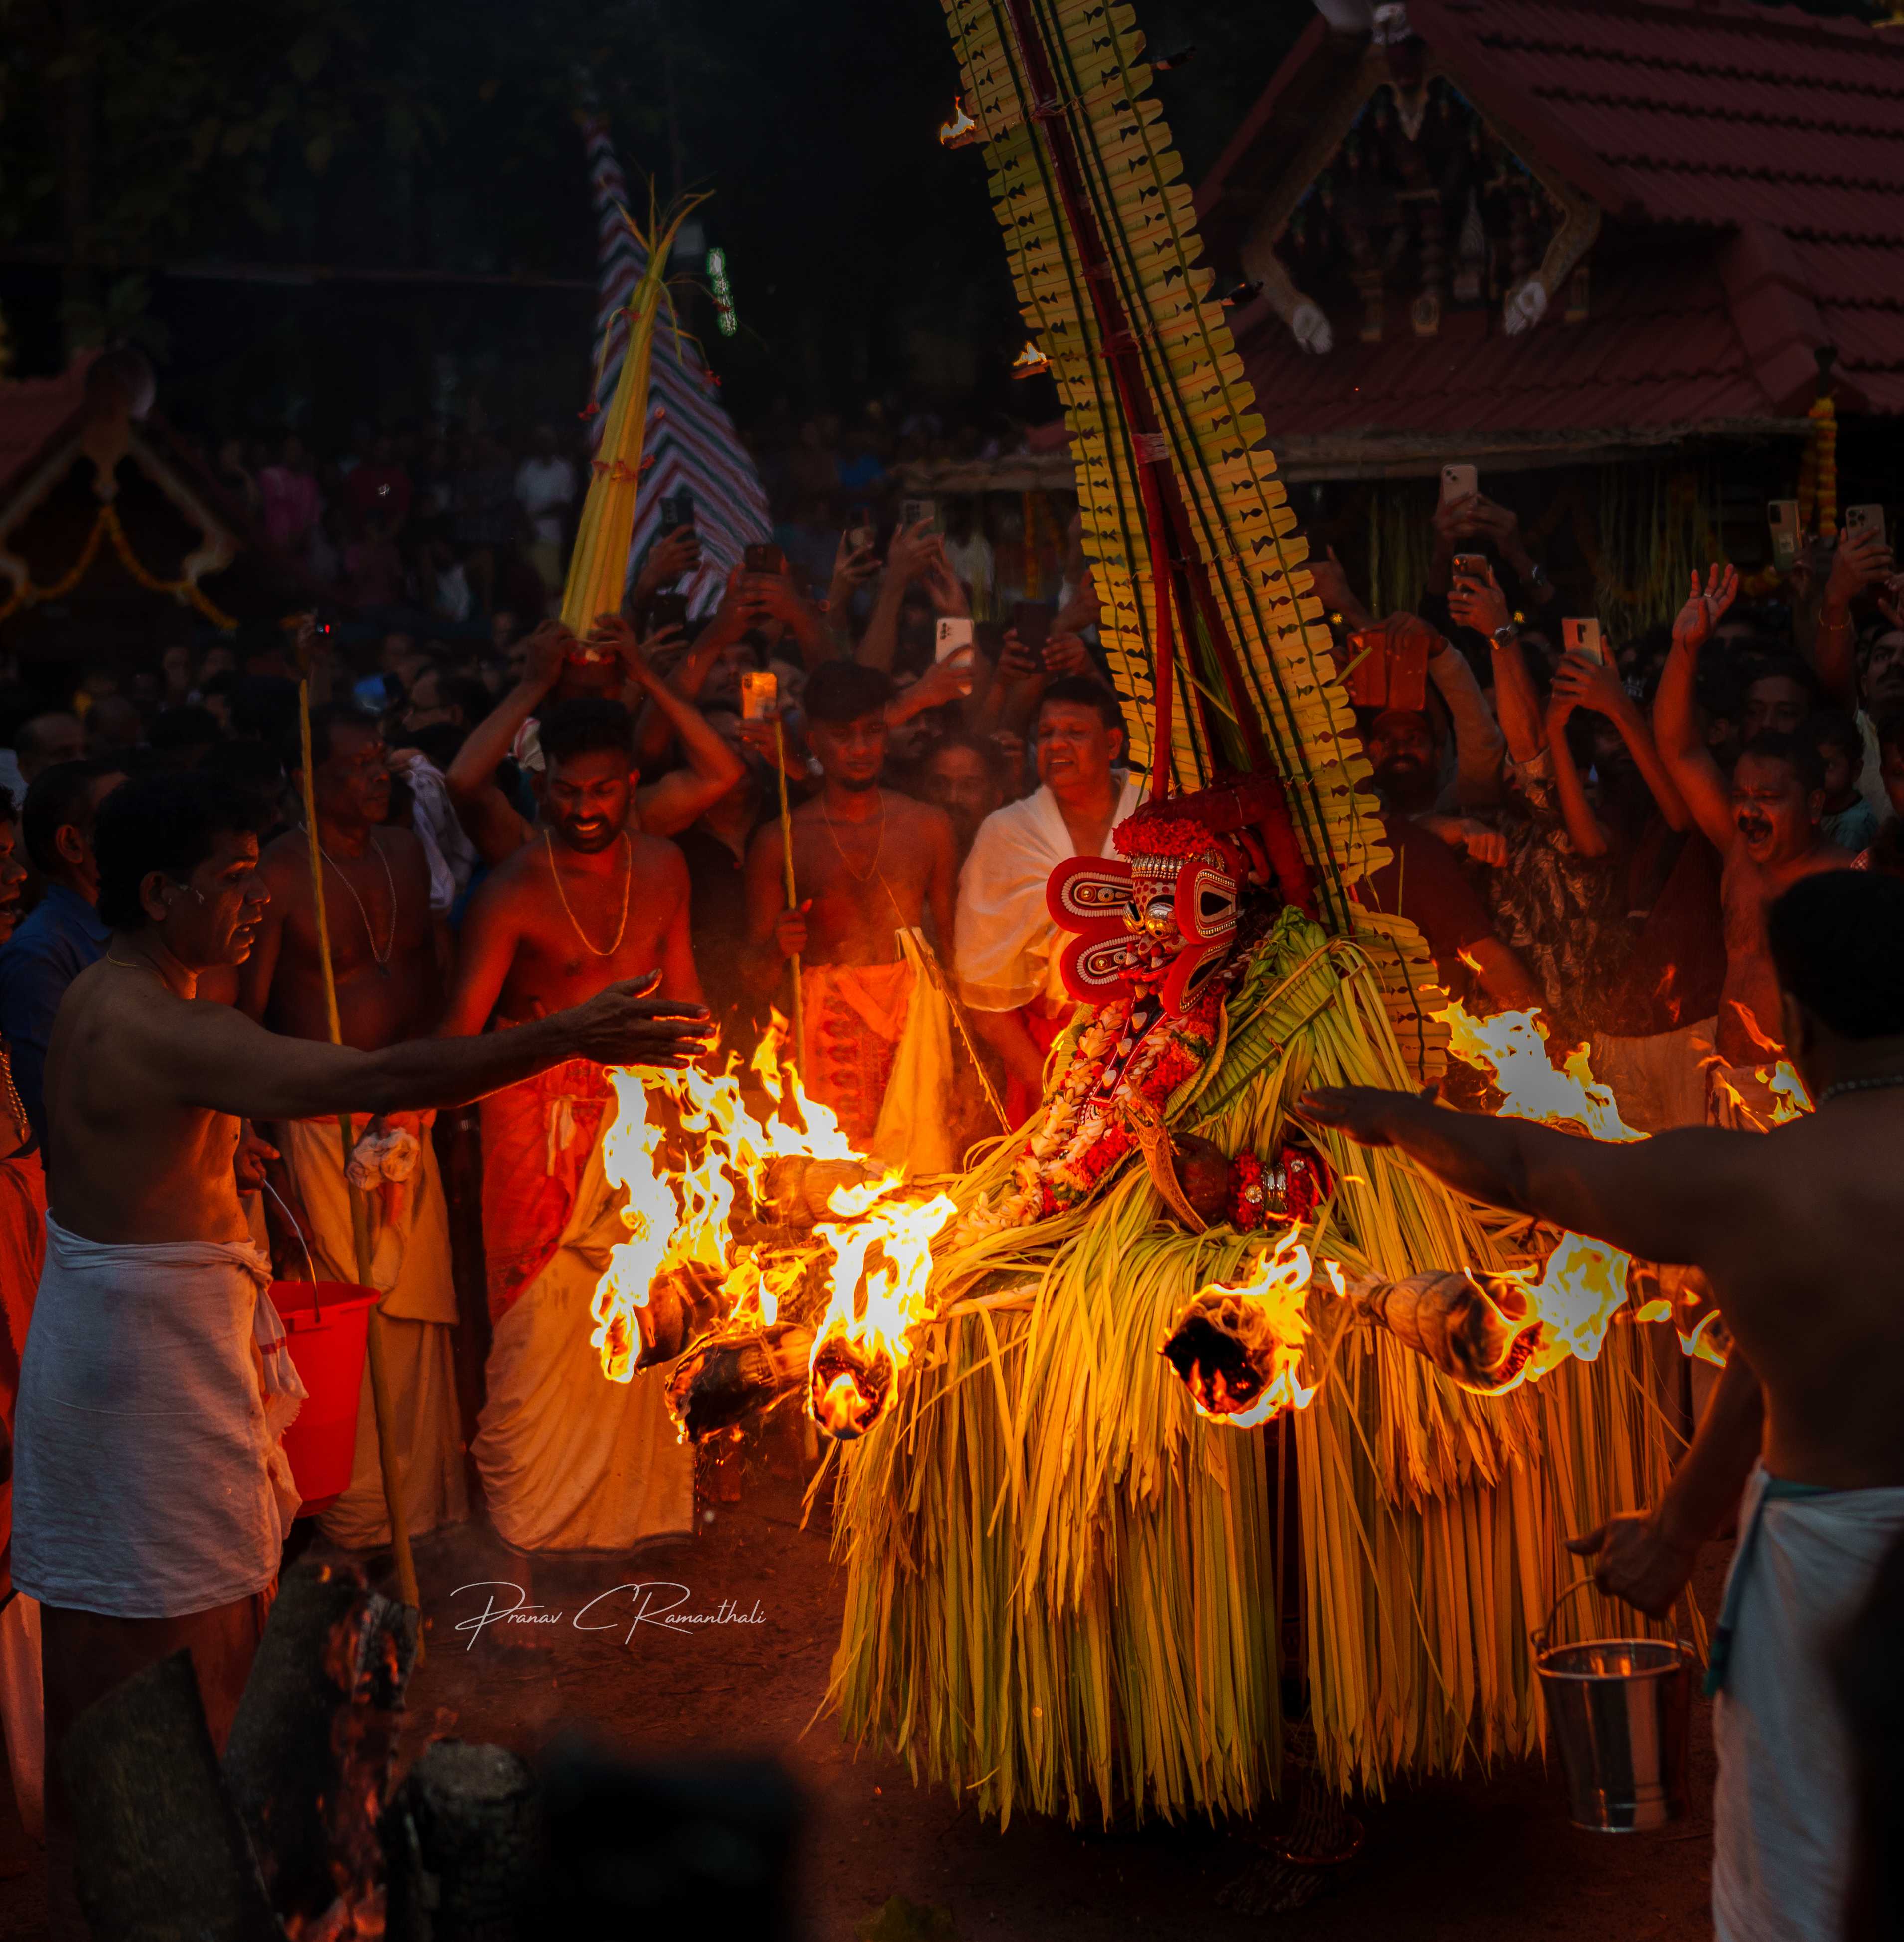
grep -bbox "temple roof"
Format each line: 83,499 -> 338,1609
1195,0 -> 1904,475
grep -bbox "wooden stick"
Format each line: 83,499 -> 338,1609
297,679 -> 422,1635
772,717 -> 805,1068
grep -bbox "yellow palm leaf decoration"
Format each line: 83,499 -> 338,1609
561,190 -> 708,633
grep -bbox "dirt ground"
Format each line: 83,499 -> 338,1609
0,1459 -> 1728,1941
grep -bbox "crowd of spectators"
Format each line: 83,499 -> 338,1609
0,395 -> 1898,1157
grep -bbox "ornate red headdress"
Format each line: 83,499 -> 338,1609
1047,775 -> 1310,1015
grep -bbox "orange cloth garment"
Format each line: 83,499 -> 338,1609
479,1054 -> 614,1324
0,1151 -> 47,1603
798,959 -> 916,1149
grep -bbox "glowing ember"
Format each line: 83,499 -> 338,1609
1438,997 -> 1643,1142
1162,1228 -> 1322,1429
808,1192 -> 958,1440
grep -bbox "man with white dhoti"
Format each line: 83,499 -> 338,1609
439,696 -> 712,1553
16,769 -> 710,1931
238,703 -> 465,1549
956,676 -> 1141,1123
1305,868 -> 1904,1942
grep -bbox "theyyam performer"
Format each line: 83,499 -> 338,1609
816,0 -> 1683,1834
11,770 -> 711,1914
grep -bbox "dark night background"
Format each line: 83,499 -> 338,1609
0,0 -> 1320,442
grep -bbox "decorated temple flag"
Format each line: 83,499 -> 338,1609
579,111 -> 770,614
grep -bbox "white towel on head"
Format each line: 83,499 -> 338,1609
12,1218 -> 303,1619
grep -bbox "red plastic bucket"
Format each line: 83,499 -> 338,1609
270,1280 -> 379,1517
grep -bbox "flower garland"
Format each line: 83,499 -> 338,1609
967,970 -> 1232,1233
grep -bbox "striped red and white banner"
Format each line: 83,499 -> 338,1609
580,112 -> 770,614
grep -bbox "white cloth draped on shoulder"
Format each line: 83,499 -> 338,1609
12,1219 -> 304,1618
953,777 -> 1143,1012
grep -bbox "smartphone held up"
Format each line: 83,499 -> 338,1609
1562,617 -> 1604,665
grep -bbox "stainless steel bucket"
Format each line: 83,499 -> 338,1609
1533,1578 -> 1695,1833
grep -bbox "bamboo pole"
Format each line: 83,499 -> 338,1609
297,678 -> 422,1632
773,718 -> 805,1068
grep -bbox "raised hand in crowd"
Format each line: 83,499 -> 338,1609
632,523 -> 702,608
1445,554 -> 1512,641
1546,636 -> 1689,833
917,544 -> 970,620
891,652 -> 975,720
1671,562 -> 1740,652
1813,525 -> 1897,703
856,517 -> 944,671
1432,491 -> 1552,604
743,560 -> 832,670
586,613 -> 745,836
1041,633 -> 1093,679
1053,564 -> 1100,639
1304,545 -> 1373,631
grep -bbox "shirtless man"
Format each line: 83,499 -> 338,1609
955,675 -> 1144,1121
445,613 -> 741,863
742,659 -> 957,1155
438,696 -> 701,1554
10,768 -> 707,1922
237,704 -> 463,1551
1302,868 -> 1904,1942
1653,565 -> 1851,1077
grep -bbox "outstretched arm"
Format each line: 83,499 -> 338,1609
150,974 -> 712,1123
1652,565 -> 1739,852
1297,1085 -> 1739,1266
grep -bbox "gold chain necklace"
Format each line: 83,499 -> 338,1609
821,792 -> 887,885
544,829 -> 632,957
310,829 -> 397,975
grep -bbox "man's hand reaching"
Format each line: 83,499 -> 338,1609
1447,558 -> 1511,639
1671,563 -> 1739,653
1565,1513 -> 1699,1621
1825,525 -> 1896,614
1296,1084 -> 1420,1146
568,972 -> 714,1070
522,618 -> 574,695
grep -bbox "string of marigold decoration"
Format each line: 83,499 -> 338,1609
0,501 -> 237,629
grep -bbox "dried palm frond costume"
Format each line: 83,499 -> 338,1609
823,0 -> 1679,1823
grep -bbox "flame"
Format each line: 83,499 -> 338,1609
1502,1230 -> 1633,1382
1184,1228 -> 1323,1429
938,95 -> 979,146
1727,997 -> 1784,1059
808,1192 -> 958,1439
1759,1060 -> 1812,1124
1437,999 -> 1642,1142
1633,1296 -> 1671,1324
1681,1308 -> 1730,1368
591,1017 -> 896,1383
1010,340 -> 1052,379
